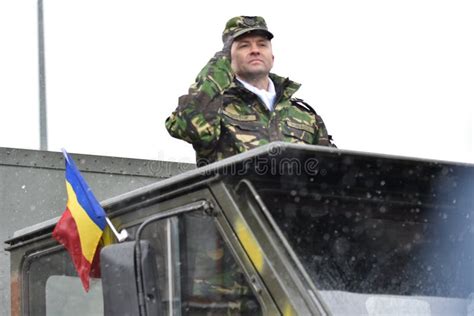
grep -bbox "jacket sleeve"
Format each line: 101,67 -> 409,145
165,54 -> 233,152
290,97 -> 336,148
315,114 -> 336,147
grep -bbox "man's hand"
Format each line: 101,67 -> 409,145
167,40 -> 234,150
214,37 -> 233,59
192,38 -> 234,99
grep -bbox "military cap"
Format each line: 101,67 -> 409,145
222,16 -> 274,44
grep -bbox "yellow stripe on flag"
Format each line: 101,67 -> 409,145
65,181 -> 103,263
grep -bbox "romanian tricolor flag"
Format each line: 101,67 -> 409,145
53,149 -> 106,291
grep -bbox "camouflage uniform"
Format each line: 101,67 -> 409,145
166,16 -> 334,165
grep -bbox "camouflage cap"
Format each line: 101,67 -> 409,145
222,16 -> 274,44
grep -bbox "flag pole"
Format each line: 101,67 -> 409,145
38,0 -> 48,150
105,217 -> 129,242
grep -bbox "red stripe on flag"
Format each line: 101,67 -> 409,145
52,207 -> 93,291
90,243 -> 102,279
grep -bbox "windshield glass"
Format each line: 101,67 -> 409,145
246,152 -> 474,314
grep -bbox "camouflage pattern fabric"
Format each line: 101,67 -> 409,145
221,16 -> 273,44
165,54 -> 334,165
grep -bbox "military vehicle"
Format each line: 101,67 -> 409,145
5,142 -> 474,315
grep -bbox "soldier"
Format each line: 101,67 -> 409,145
166,16 -> 335,166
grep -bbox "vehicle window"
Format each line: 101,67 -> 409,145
235,156 -> 474,315
179,212 -> 261,315
46,276 -> 102,315
262,184 -> 473,297
26,249 -> 103,315
136,211 -> 262,315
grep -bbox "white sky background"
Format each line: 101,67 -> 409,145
0,0 -> 473,163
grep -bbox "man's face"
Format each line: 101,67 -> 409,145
230,33 -> 274,80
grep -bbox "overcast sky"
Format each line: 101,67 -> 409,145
0,0 -> 472,163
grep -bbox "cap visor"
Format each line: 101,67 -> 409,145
233,28 -> 274,41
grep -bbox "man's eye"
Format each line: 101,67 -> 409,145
239,44 -> 249,48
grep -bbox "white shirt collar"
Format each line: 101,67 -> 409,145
237,77 -> 276,111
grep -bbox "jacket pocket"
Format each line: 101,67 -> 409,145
222,110 -> 260,131
282,119 -> 316,144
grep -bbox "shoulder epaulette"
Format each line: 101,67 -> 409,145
290,98 -> 317,116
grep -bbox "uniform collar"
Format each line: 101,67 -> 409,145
227,73 -> 301,100
236,77 -> 276,111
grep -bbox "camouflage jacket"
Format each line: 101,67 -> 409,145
166,57 -> 333,165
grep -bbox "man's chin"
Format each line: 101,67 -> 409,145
243,68 -> 269,78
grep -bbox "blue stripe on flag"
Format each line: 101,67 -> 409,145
64,151 -> 106,230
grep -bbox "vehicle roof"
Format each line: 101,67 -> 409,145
6,142 -> 473,245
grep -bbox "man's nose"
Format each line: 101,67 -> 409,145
249,44 -> 261,55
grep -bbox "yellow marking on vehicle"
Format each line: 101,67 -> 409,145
283,302 -> 295,316
235,220 -> 263,271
